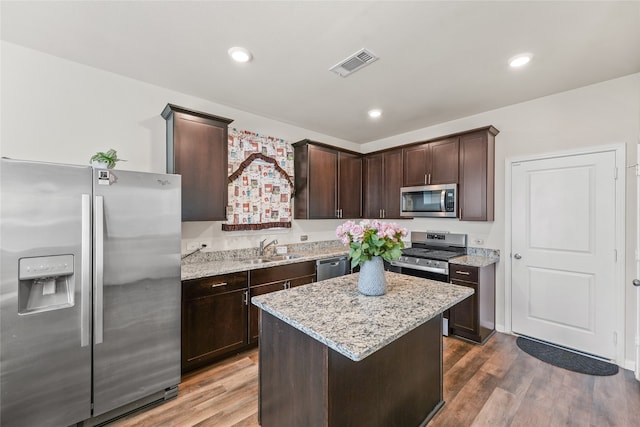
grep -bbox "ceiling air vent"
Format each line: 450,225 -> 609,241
329,48 -> 379,77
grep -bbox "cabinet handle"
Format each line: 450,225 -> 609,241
455,270 -> 470,275
428,173 -> 431,184
459,208 -> 462,218
243,290 -> 248,305
211,282 -> 227,288
339,209 -> 343,218
424,174 -> 428,185
283,281 -> 288,290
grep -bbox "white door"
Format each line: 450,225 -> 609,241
512,150 -> 617,359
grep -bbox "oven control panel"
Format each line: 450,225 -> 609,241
426,233 -> 446,240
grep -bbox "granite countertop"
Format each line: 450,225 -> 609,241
252,271 -> 473,362
449,255 -> 499,267
181,246 -> 348,281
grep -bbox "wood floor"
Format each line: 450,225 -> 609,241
111,333 -> 640,426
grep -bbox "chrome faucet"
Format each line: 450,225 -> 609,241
259,239 -> 278,256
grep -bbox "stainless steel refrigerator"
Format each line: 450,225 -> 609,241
0,158 -> 182,426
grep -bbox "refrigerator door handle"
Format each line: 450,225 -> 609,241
94,195 -> 104,345
81,194 -> 91,347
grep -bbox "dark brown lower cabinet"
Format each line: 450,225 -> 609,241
259,311 -> 443,426
448,263 -> 495,343
182,261 -> 318,372
181,272 -> 249,373
249,261 -> 316,344
248,281 -> 287,344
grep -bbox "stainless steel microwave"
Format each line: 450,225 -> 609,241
400,184 -> 457,218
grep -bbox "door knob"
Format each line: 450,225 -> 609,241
513,253 -> 522,260
633,279 -> 640,287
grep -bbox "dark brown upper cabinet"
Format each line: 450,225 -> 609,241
403,137 -> 459,186
337,151 -> 363,219
363,148 -> 403,219
293,140 -> 362,219
162,104 -> 233,221
458,127 -> 499,221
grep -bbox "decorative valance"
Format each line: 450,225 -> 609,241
223,129 -> 294,231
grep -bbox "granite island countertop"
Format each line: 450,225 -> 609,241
252,271 -> 473,362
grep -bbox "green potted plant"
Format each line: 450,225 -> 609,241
90,149 -> 124,169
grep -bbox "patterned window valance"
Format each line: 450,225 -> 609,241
223,129 -> 294,231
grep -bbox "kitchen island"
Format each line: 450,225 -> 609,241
252,271 -> 473,427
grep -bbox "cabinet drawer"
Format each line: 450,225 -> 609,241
183,271 -> 248,300
449,265 -> 478,283
250,261 -> 316,286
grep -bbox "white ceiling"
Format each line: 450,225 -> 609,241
2,1 -> 639,144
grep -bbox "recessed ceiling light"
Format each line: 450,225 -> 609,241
228,47 -> 253,63
368,109 -> 382,119
509,53 -> 533,68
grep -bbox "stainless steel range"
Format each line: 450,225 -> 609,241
390,231 -> 467,281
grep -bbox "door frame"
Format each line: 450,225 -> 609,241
504,143 -> 626,366
635,143 -> 640,380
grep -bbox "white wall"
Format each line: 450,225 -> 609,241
2,41 -> 639,366
362,73 -> 640,367
1,41 -> 357,252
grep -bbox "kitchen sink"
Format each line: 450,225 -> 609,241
265,254 -> 302,261
242,258 -> 269,264
241,254 -> 302,264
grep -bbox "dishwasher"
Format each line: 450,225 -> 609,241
316,256 -> 350,281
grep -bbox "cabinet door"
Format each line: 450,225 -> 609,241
403,144 -> 430,186
288,274 -> 315,289
430,137 -> 459,184
249,281 -> 287,344
249,262 -> 316,344
338,152 -> 362,218
449,279 -> 478,339
182,272 -> 248,372
381,150 -> 404,219
182,288 -> 248,372
169,111 -> 231,221
459,131 -> 494,221
308,145 -> 338,218
363,153 -> 384,218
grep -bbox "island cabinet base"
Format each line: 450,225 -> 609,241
258,312 -> 443,427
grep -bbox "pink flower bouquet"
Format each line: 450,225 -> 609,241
336,220 -> 408,269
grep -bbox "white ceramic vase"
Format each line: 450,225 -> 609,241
358,256 -> 387,296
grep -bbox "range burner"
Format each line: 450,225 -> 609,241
401,247 -> 465,261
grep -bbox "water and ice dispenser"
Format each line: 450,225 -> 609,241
18,254 -> 75,314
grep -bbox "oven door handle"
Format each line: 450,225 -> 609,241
390,261 -> 448,275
